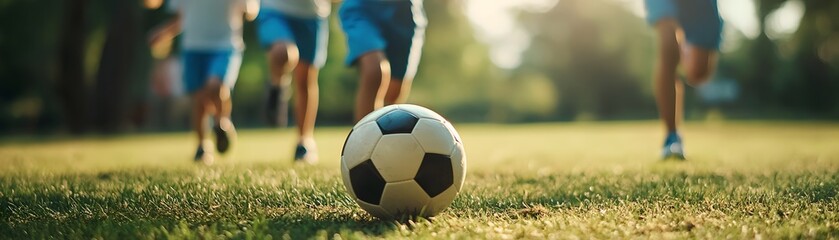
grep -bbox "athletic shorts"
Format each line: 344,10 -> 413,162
257,8 -> 328,68
181,49 -> 242,94
645,0 -> 723,50
339,0 -> 426,80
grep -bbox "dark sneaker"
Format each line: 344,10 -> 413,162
214,120 -> 236,154
661,132 -> 686,160
194,143 -> 214,165
294,144 -> 308,162
294,141 -> 318,164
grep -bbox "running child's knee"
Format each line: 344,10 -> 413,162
269,43 -> 299,67
359,53 -> 387,76
685,63 -> 712,86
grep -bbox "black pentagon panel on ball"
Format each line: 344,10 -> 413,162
414,153 -> 454,198
376,109 -> 419,135
349,160 -> 387,205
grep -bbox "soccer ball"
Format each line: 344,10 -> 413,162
340,104 -> 466,219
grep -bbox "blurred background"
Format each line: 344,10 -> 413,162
1,0 -> 838,135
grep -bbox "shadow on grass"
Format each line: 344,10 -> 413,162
263,214 -> 400,238
0,215 -> 400,239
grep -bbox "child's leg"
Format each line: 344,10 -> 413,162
205,78 -> 232,124
268,43 -> 300,83
339,0 -> 394,122
205,50 -> 241,123
191,89 -> 214,163
384,78 -> 410,105
267,43 -> 299,126
673,0 -> 721,87
354,51 -> 391,122
203,77 -> 236,154
191,91 -> 209,144
653,18 -> 681,133
675,77 -> 684,129
292,62 -> 318,139
292,62 -> 320,162
380,2 -> 425,106
182,51 -> 214,161
203,51 -> 241,154
681,44 -> 718,86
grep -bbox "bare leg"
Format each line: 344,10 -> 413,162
191,89 -> 214,163
383,76 -> 413,105
205,78 -> 235,153
292,62 -> 320,162
354,51 -> 391,122
653,19 -> 681,133
218,84 -> 233,130
205,78 -> 232,125
675,78 -> 684,128
267,43 -> 300,127
292,63 -> 319,139
191,90 -> 208,144
682,44 -> 718,87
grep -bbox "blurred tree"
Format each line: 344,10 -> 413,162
92,1 -> 143,132
56,0 -> 88,134
737,0 -> 839,116
0,1 -> 63,133
517,0 -> 655,120
782,0 -> 839,114
743,0 -> 785,110
410,0 -> 503,122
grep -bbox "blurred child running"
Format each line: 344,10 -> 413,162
339,0 -> 427,122
645,0 -> 722,160
148,0 -> 259,164
258,0 -> 331,163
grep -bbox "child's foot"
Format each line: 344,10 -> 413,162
294,139 -> 318,164
214,119 -> 236,154
194,143 -> 214,165
662,132 -> 686,160
265,86 -> 280,126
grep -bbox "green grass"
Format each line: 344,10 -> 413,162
2,121 -> 838,239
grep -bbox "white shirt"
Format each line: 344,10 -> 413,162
262,0 -> 330,18
169,0 -> 256,51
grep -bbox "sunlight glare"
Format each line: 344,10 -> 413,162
464,0 -> 559,69
765,0 -> 804,40
719,0 -> 760,39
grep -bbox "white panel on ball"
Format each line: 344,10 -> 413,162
340,158 -> 356,199
412,118 -> 456,154
379,180 -> 432,218
451,142 -> 466,191
342,121 -> 383,168
371,134 -> 425,182
443,120 -> 463,143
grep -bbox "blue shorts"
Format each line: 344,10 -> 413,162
645,0 -> 723,50
257,8 -> 328,68
339,0 -> 426,80
181,50 -> 242,94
